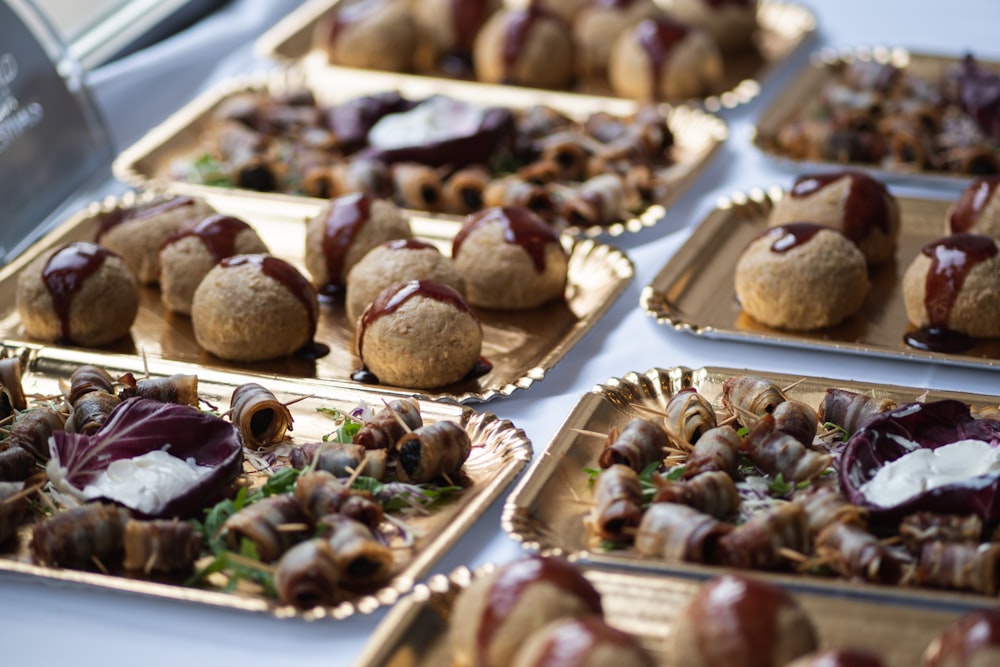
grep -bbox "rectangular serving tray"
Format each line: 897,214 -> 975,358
753,47 -> 1000,187
640,187 -> 1000,370
501,365 -> 1000,608
0,190 -> 633,403
112,66 -> 727,239
353,564 -> 986,667
255,0 -> 817,112
0,341 -> 532,620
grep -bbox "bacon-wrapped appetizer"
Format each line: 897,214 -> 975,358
69,390 -> 121,435
353,398 -> 422,451
635,502 -> 731,563
274,537 -> 342,608
229,382 -> 294,450
681,425 -> 741,480
66,364 -> 116,405
31,502 -> 132,568
395,420 -> 472,484
0,356 -> 27,414
318,513 -> 394,590
814,521 -> 909,585
817,388 -> 896,435
294,470 -> 384,530
742,413 -> 832,483
588,464 -> 643,542
899,512 -> 983,554
793,483 -> 868,537
288,441 -> 373,479
771,399 -> 819,446
222,494 -> 308,562
4,406 -> 66,461
119,373 -> 199,407
915,541 -> 1000,595
598,418 -> 669,472
718,502 -> 809,570
0,445 -> 34,482
651,470 -> 740,519
662,388 -> 717,451
722,374 -> 787,418
0,481 -> 28,544
392,162 -> 444,211
122,518 -> 202,573
443,166 -> 490,215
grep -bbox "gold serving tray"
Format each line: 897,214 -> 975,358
753,47 -> 1000,187
0,190 -> 633,403
640,187 -> 1000,370
0,341 -> 532,620
112,67 -> 727,239
354,564 -> 986,667
501,365 -> 1000,607
255,0 -> 817,112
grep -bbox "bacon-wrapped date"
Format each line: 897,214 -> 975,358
442,165 -> 490,214
68,390 -> 121,435
318,514 -> 394,589
817,388 -> 895,435
662,388 -> 717,450
391,162 -> 443,211
682,425 -> 741,480
222,494 -> 308,562
229,382 -> 294,450
598,418 -> 669,471
814,521 -> 908,585
31,502 -> 132,568
0,481 -> 28,544
119,373 -> 199,406
588,464 -> 643,542
274,538 -> 342,608
289,442 -> 366,477
353,398 -> 422,451
793,483 -> 868,537
294,470 -> 384,530
899,512 -> 984,554
635,502 -> 731,563
122,519 -> 202,573
5,407 -> 67,461
395,420 -> 471,484
742,413 -> 832,483
722,375 -> 787,418
0,444 -> 36,482
652,470 -> 740,519
66,365 -> 115,405
0,356 -> 27,414
771,400 -> 819,446
916,541 -> 1000,595
718,502 -> 809,571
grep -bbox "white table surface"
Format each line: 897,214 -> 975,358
4,0 -> 1000,662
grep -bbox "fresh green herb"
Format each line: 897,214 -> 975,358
317,406 -> 363,443
769,473 -> 793,495
583,467 -> 602,485
822,421 -> 850,441
664,465 -> 686,481
189,153 -> 233,187
737,425 -> 750,438
599,539 -> 628,551
351,476 -> 461,512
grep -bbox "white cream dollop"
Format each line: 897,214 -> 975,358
860,439 -> 1000,507
367,96 -> 484,150
81,449 -> 214,514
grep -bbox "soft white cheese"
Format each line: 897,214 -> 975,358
367,96 -> 484,150
81,449 -> 213,514
860,439 -> 1000,507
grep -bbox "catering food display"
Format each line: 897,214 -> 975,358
0,344 -> 531,618
754,48 -> 1000,182
503,366 -> 1000,601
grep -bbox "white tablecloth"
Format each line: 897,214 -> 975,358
4,0 -> 1000,662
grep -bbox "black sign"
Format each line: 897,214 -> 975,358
0,1 -> 112,263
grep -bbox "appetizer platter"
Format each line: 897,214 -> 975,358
753,46 -> 1000,186
354,559 -> 994,667
256,0 -> 817,112
502,365 -> 1000,606
641,186 -> 1000,370
112,65 -> 727,239
0,189 -> 634,403
0,341 -> 532,619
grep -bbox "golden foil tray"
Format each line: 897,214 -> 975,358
0,342 -> 532,620
0,191 -> 633,403
640,187 -> 1000,370
354,564 -> 986,667
501,365 -> 1000,607
255,0 -> 817,112
753,47 -> 1000,186
112,66 -> 727,239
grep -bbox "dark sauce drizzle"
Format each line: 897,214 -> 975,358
765,222 -> 825,253
635,17 -> 689,100
452,206 -> 559,272
321,193 -> 375,293
790,172 -> 892,242
42,242 -> 113,342
97,196 -> 195,240
949,176 -> 1000,233
162,214 -> 250,262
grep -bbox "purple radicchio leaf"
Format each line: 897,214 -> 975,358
839,399 -> 1000,529
48,397 -> 243,518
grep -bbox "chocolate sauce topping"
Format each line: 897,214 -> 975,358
921,233 -> 998,328
790,172 -> 893,241
764,222 -> 826,253
591,0 -> 641,8
690,576 -> 801,666
42,242 -> 113,341
634,17 -> 690,99
219,254 -> 319,336
949,176 -> 1000,233
452,0 -> 492,52
163,214 -> 252,262
321,193 -> 375,286
928,609 -> 1000,664
384,238 -> 438,252
357,279 -> 475,358
97,196 -> 196,240
453,206 -> 560,272
475,557 -> 603,666
703,0 -> 755,7
531,616 -> 641,667
501,6 -> 559,82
